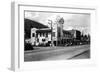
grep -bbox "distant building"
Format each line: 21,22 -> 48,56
31,28 -> 81,46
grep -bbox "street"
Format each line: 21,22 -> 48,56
24,45 -> 90,61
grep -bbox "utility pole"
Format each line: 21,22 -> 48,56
48,20 -> 53,47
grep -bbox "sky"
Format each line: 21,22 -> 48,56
25,11 -> 90,35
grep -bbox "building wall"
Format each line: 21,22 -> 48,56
31,28 -> 52,45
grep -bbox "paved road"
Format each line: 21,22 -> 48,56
69,50 -> 90,59
24,45 -> 90,62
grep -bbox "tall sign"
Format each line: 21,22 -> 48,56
48,16 -> 64,46
56,16 -> 64,40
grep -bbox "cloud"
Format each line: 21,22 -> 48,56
25,11 -> 39,20
25,11 -> 90,34
63,14 -> 90,34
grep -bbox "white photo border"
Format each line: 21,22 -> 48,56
11,2 -> 97,71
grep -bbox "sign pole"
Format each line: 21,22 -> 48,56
48,20 -> 53,47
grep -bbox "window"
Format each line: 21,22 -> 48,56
32,33 -> 35,37
43,33 -> 44,36
37,38 -> 39,42
40,33 -> 41,37
46,33 -> 48,37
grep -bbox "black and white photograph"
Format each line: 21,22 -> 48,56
24,11 -> 90,62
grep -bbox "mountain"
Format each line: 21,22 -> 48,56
24,18 -> 49,39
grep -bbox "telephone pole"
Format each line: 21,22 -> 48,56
48,20 -> 53,47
